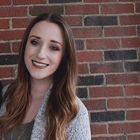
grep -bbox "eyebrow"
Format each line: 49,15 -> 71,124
29,35 -> 63,47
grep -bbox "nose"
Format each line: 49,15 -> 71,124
36,45 -> 47,59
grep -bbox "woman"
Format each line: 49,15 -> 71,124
0,13 -> 91,140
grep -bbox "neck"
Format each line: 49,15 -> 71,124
30,78 -> 53,100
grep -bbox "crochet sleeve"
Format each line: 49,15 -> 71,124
67,98 -> 91,140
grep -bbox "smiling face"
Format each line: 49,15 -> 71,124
24,21 -> 64,82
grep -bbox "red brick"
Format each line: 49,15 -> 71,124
83,99 -> 106,110
12,18 -> 31,28
119,0 -> 133,1
90,62 -> 123,73
108,98 -> 140,109
76,51 -> 102,62
101,4 -> 134,14
109,122 -> 140,134
11,42 -> 20,53
120,15 -> 140,25
127,110 -> 140,120
136,3 -> 140,13
65,4 -> 99,15
0,43 -> 11,53
89,86 -> 123,97
0,7 -> 27,17
72,27 -> 102,38
0,30 -> 24,41
77,63 -> 89,74
64,16 -> 82,26
121,38 -> 140,48
90,124 -> 107,135
86,39 -> 120,50
0,0 -> 11,5
13,0 -> 46,4
125,85 -> 140,96
0,67 -> 15,78
104,26 -> 136,37
106,73 -> 139,85
0,19 -> 9,29
93,136 -> 126,140
84,0 -> 117,2
128,134 -> 140,140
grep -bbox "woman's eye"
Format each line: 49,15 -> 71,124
30,39 -> 39,46
50,45 -> 60,51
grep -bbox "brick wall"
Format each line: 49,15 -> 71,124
0,0 -> 140,140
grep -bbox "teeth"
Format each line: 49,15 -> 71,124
32,60 -> 49,68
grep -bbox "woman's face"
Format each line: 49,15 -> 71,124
24,21 -> 64,82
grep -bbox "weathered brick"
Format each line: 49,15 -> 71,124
128,134 -> 140,140
125,85 -> 140,96
0,7 -> 27,17
84,0 -> 117,2
136,3 -> 140,13
83,99 -> 106,110
77,51 -> 102,62
127,110 -> 140,120
75,40 -> 84,50
0,30 -> 24,41
89,86 -> 123,97
125,61 -> 140,72
101,3 -> 134,14
64,16 -> 82,26
77,87 -> 88,98
65,4 -> 99,15
0,55 -> 18,65
108,98 -> 140,109
109,122 -> 140,134
11,42 -> 20,53
86,39 -> 120,50
92,136 -> 126,140
12,18 -> 31,28
104,26 -> 136,37
78,63 -> 89,74
137,26 -> 140,37
0,0 -> 11,5
121,38 -> 140,48
0,43 -> 11,53
0,19 -> 9,29
90,62 -> 123,73
84,16 -> 118,26
13,0 -> 46,4
106,73 -> 139,85
90,124 -> 107,135
91,111 -> 125,122
0,67 -> 15,78
72,27 -> 102,38
120,15 -> 140,25
29,6 -> 64,16
78,75 -> 104,86
49,0 -> 81,3
104,50 -> 137,61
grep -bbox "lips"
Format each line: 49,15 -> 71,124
32,60 -> 49,69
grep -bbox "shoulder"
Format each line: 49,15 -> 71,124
67,97 -> 91,140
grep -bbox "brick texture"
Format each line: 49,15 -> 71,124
0,1 -> 139,140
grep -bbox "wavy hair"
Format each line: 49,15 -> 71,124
0,13 -> 79,140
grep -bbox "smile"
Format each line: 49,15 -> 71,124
32,60 -> 49,69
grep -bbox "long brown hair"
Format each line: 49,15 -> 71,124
0,13 -> 79,140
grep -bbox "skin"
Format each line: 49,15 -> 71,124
23,21 -> 64,123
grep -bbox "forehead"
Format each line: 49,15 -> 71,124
29,21 -> 64,44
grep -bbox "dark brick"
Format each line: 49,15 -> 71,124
104,50 -> 137,61
75,40 -> 84,50
49,0 -> 81,3
125,62 -> 140,72
137,25 -> 140,37
29,6 -> 64,16
0,55 -> 18,65
91,111 -> 125,122
77,87 -> 88,98
84,16 -> 118,26
78,75 -> 104,86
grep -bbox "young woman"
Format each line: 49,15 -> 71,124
0,13 -> 91,140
